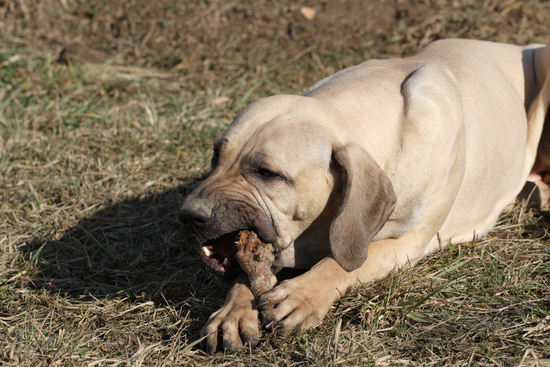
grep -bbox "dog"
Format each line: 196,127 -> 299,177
179,39 -> 550,352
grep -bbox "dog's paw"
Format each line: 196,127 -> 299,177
257,278 -> 334,336
200,285 -> 261,353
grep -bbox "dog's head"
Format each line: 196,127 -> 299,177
179,95 -> 396,276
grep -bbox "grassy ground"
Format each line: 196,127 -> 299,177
1,0 -> 549,365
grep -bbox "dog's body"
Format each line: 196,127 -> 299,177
179,39 -> 550,352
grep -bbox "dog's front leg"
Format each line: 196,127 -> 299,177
256,256 -> 348,336
257,230 -> 433,336
201,273 -> 263,352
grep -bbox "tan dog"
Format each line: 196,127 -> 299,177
179,39 -> 550,352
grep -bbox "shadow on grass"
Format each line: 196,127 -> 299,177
23,180 -> 232,342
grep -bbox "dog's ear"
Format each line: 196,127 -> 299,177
329,143 -> 396,272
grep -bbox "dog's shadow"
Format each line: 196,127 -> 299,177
24,181 -> 231,341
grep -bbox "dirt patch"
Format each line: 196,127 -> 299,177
1,0 -> 546,99
3,0 -> 548,72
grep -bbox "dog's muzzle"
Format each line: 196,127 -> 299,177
178,197 -> 238,275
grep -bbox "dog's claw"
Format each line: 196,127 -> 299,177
242,332 -> 249,345
204,342 -> 216,354
274,323 -> 284,331
241,332 -> 260,347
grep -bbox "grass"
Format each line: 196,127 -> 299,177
1,0 -> 550,365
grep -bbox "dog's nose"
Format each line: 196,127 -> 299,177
178,199 -> 212,225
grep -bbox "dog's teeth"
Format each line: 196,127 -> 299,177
223,258 -> 229,266
203,247 -> 213,257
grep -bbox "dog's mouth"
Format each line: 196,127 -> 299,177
199,231 -> 242,276
198,230 -> 277,277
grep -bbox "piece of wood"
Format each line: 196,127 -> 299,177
234,230 -> 275,299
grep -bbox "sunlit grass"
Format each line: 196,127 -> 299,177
1,0 -> 549,366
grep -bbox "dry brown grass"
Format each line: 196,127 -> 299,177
1,0 -> 549,365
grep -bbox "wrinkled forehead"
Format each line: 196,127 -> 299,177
250,118 -> 331,168
218,96 -> 343,172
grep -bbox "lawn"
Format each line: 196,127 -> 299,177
0,0 -> 549,365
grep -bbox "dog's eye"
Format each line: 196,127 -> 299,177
257,167 -> 279,179
211,138 -> 228,169
211,148 -> 220,167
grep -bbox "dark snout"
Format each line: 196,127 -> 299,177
179,185 -> 278,252
179,184 -> 279,276
178,196 -> 213,226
